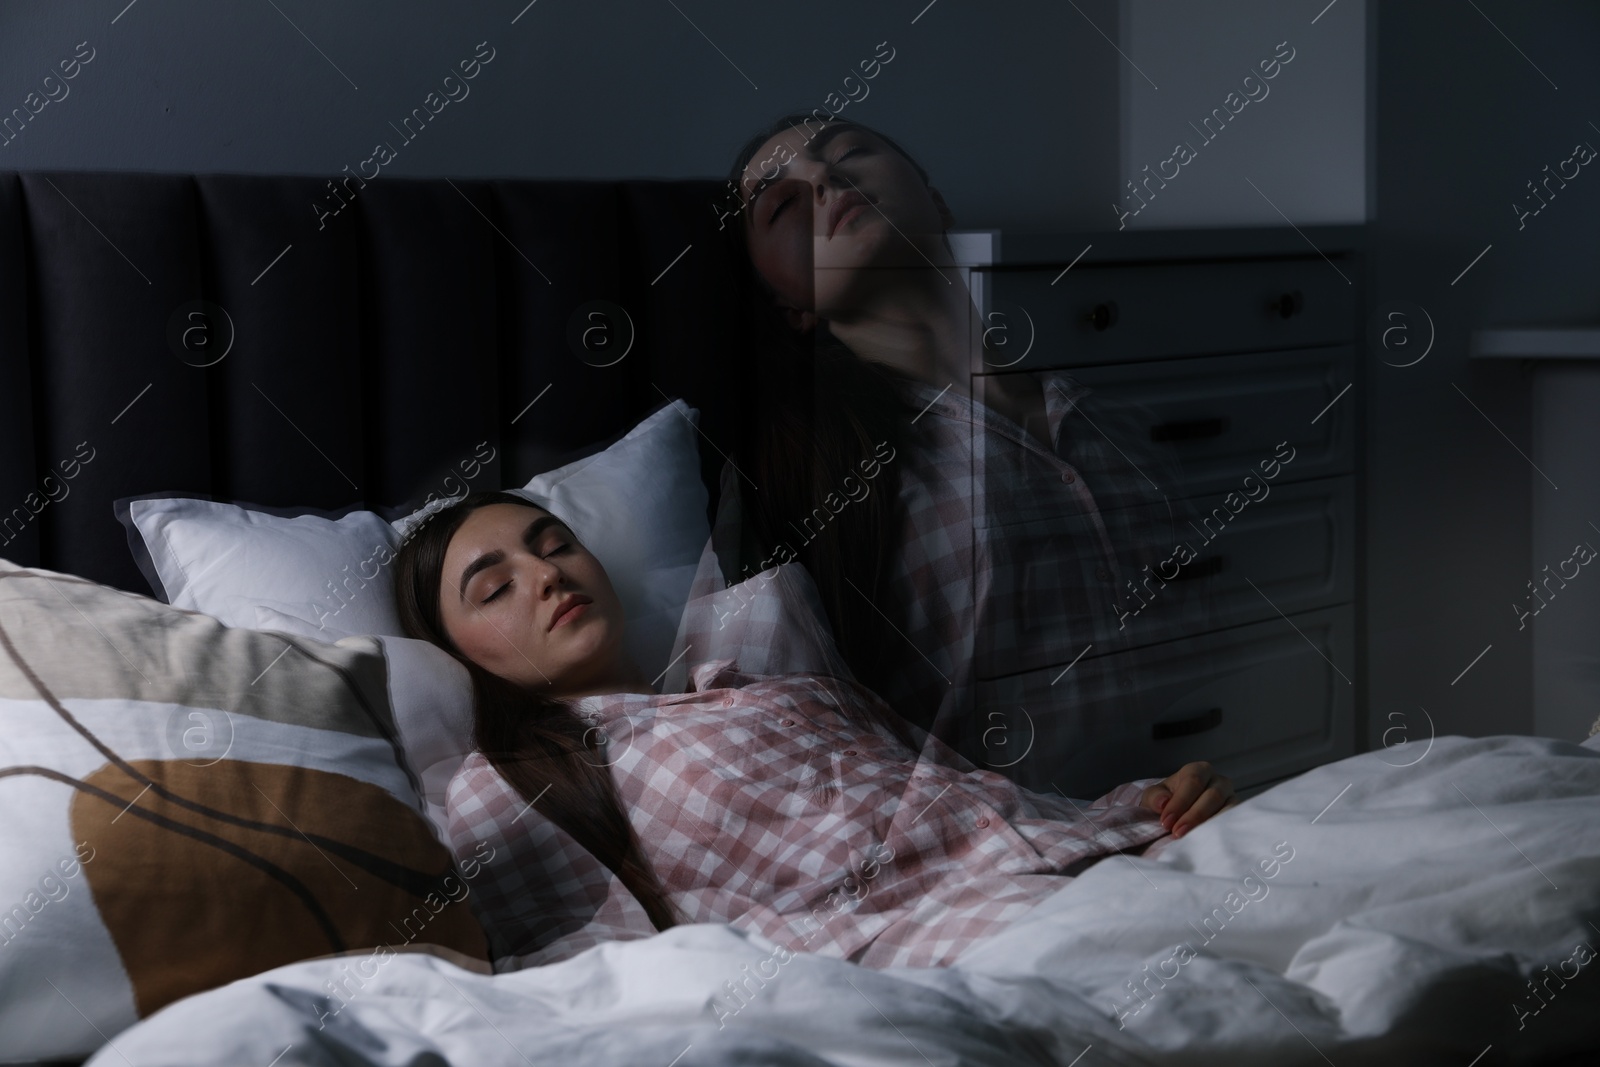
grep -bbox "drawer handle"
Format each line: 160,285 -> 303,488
1274,290 -> 1305,319
1169,555 -> 1224,581
1149,416 -> 1230,442
1088,301 -> 1119,332
1152,707 -> 1223,741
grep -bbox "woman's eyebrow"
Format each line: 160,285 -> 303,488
458,550 -> 504,602
802,122 -> 853,157
748,124 -> 855,205
521,515 -> 562,548
457,516 -> 563,601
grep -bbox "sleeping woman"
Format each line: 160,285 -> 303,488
393,491 -> 1235,971
709,114 -> 1205,789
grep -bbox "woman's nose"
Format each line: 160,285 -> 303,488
781,159 -> 841,197
527,555 -> 563,594
810,165 -> 848,193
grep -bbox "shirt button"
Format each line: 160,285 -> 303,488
976,816 -> 991,829
1060,470 -> 1076,484
1095,565 -> 1112,582
781,718 -> 795,727
843,749 -> 858,757
723,696 -> 735,707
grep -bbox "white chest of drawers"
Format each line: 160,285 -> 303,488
970,228 -> 1365,796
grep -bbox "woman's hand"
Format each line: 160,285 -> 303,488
1141,762 -> 1237,838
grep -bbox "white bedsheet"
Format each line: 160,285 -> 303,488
87,735 -> 1600,1066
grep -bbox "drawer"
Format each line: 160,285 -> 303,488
1118,475 -> 1355,646
966,474 -> 1354,675
965,606 -> 1355,795
1022,348 -> 1354,498
974,257 -> 1356,372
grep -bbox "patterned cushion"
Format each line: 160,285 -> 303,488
0,560 -> 490,1062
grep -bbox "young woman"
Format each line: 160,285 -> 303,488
710,114 -> 1201,787
393,491 -> 1235,972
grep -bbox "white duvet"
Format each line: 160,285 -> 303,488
89,734 -> 1600,1067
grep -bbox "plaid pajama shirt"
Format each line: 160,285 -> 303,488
446,654 -> 1167,972
707,370 -> 1193,786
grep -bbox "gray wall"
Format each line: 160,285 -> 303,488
1365,0 -> 1600,742
1119,0 -> 1367,228
0,0 -> 1121,232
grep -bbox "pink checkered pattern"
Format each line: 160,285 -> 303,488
446,652 -> 1167,972
447,759 -> 659,969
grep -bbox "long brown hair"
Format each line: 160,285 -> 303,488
393,490 -> 680,933
719,114 -> 936,720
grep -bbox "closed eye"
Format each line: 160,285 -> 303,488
769,192 -> 796,223
486,540 -> 572,600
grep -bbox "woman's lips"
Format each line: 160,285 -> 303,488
826,191 -> 871,237
829,201 -> 869,237
550,598 -> 591,630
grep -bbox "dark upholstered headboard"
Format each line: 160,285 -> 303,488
0,172 -> 756,595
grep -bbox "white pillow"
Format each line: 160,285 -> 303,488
128,500 -> 400,635
121,400 -> 708,681
662,560 -> 856,691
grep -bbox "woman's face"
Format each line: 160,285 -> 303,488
739,122 -> 951,329
438,502 -> 630,696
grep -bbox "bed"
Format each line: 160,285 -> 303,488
1,171 -> 1597,1066
78,731 -> 1600,1067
